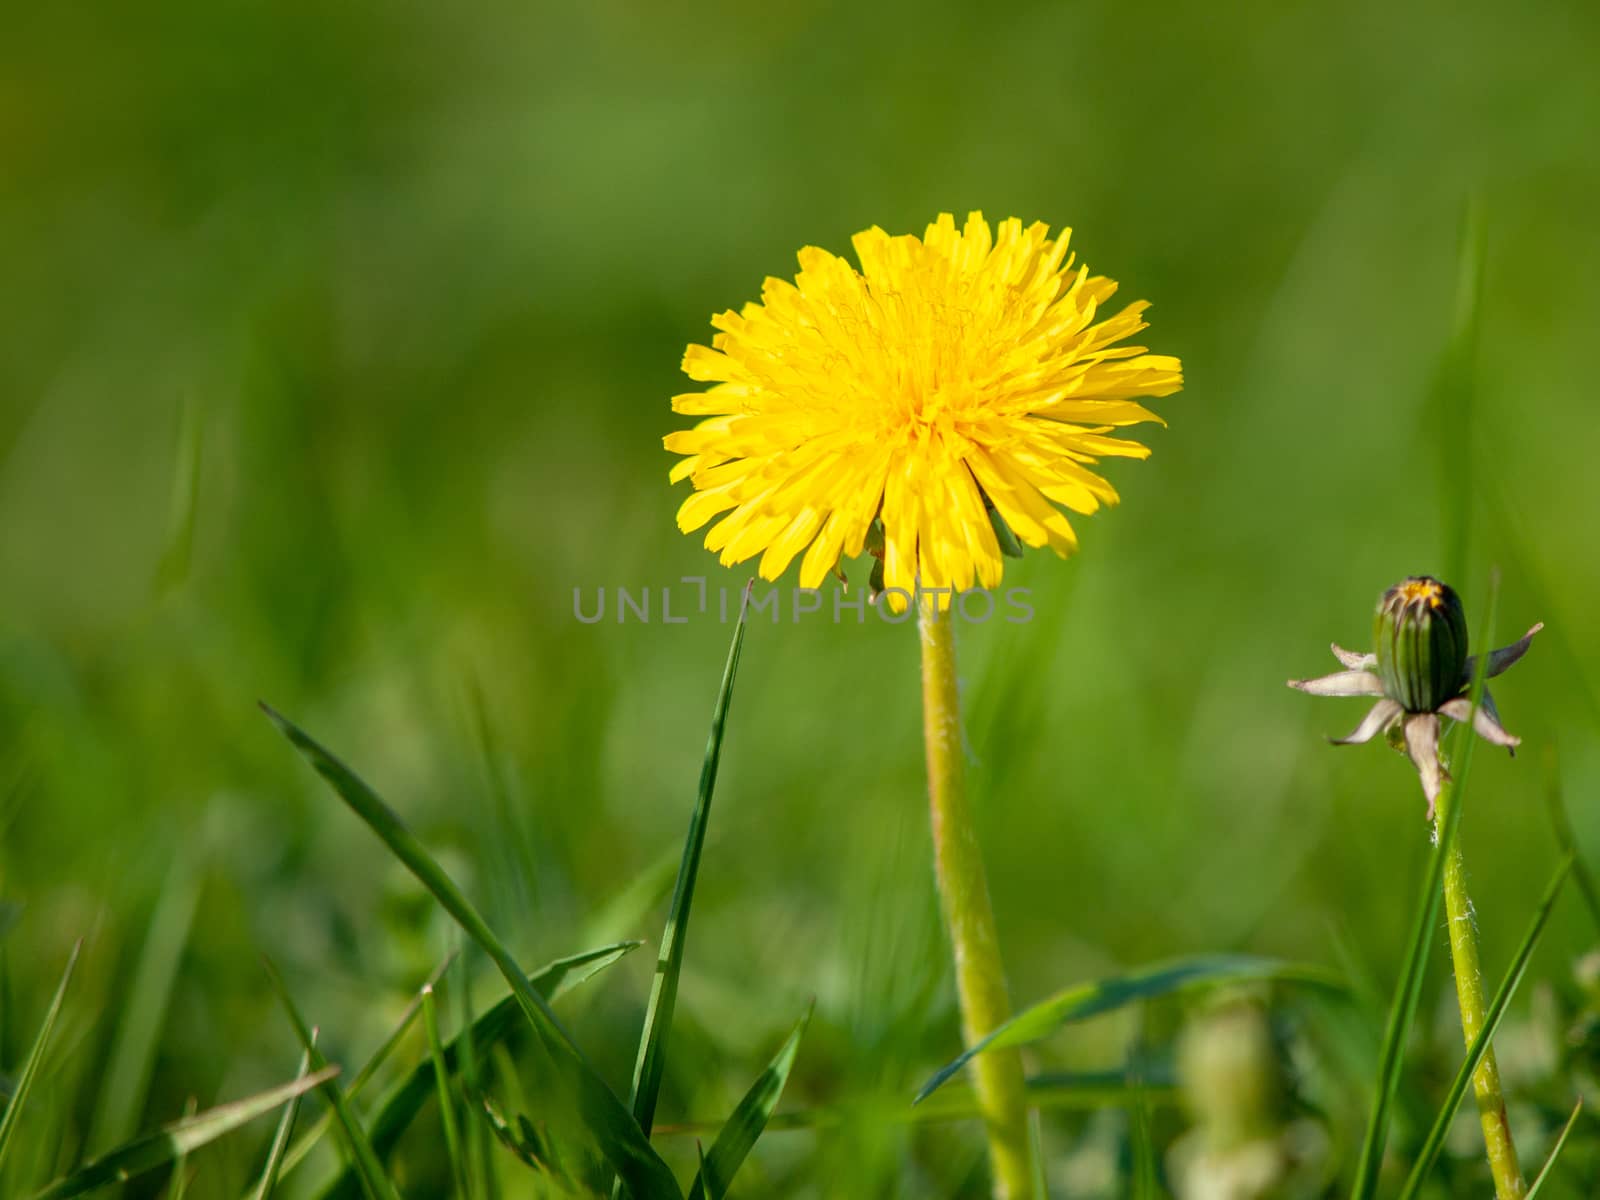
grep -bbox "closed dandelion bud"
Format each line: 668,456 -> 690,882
1374,577 -> 1469,713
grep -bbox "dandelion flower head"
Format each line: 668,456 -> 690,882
664,211 -> 1183,602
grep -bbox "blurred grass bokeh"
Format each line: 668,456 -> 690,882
4,1 -> 1600,1195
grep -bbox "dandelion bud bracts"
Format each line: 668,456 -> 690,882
1374,577 -> 1469,713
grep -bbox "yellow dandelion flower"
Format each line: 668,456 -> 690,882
664,211 -> 1182,602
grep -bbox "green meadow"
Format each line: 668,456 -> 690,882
3,2 -> 1600,1196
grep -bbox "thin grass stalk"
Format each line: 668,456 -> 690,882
918,601 -> 1032,1198
421,985 -> 468,1199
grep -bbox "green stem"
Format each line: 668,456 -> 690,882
918,602 -> 1034,1199
1434,783 -> 1525,1199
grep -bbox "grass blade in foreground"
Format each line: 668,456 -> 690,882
31,1070 -> 335,1200
694,1143 -> 710,1195
629,595 -> 751,1136
315,943 -> 638,1200
1350,577 -> 1499,1200
916,955 -> 1342,1103
263,959 -> 401,1200
250,1048 -> 312,1200
687,1005 -> 810,1200
1128,1022 -> 1157,1200
422,984 -> 469,1200
89,852 -> 202,1154
280,951 -> 458,1183
165,1098 -> 197,1200
1524,1098 -> 1583,1198
0,940 -> 81,1175
1397,854 -> 1572,1199
456,944 -> 493,1200
1028,1112 -> 1048,1200
262,705 -> 681,1199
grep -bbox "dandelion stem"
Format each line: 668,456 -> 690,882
918,601 -> 1034,1199
1434,781 -> 1526,1199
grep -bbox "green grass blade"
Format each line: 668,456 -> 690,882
262,705 -> 681,1199
1397,854 -> 1572,1199
687,1005 -> 810,1200
278,951 -> 457,1181
1127,1020 -> 1156,1200
166,1098 -> 197,1200
89,852 -> 202,1153
1350,574 -> 1500,1200
0,940 -> 81,1174
249,1048 -> 312,1200
312,942 -> 640,1200
262,958 -> 402,1200
421,984 -> 469,1200
31,1069 -> 336,1200
629,599 -> 751,1136
1524,1097 -> 1583,1198
915,955 -> 1341,1103
454,943 -> 493,1200
1028,1110 -> 1049,1200
693,1143 -> 711,1198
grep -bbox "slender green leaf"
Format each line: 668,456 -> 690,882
313,942 -> 639,1200
0,940 -> 81,1174
687,1005 -> 810,1200
1027,1108 -> 1049,1200
916,955 -> 1341,1102
1524,1098 -> 1583,1198
279,951 -> 458,1181
630,599 -> 751,1135
1127,1018 -> 1156,1200
693,1143 -> 711,1199
1398,854 -> 1572,1199
455,942 -> 492,1200
262,958 -> 402,1200
249,1048 -> 312,1200
166,1098 -> 197,1200
1351,574 -> 1499,1200
31,1069 -> 336,1200
262,705 -> 681,1199
421,984 -> 468,1200
89,851 -> 202,1153
1127,1092 -> 1155,1200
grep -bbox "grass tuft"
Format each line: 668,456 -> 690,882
628,586 -> 752,1137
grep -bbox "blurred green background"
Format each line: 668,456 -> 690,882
4,0 -> 1600,1195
